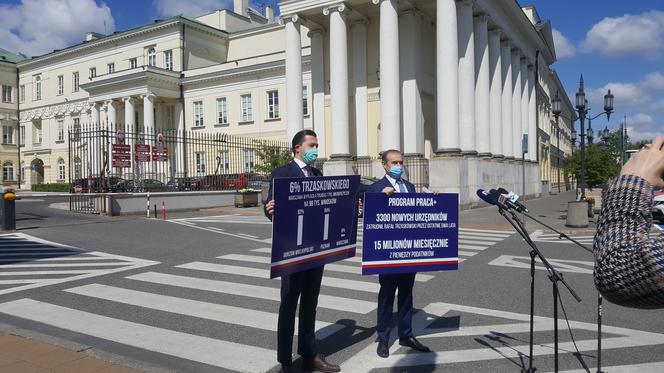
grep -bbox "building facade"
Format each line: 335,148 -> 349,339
2,0 -> 573,205
0,49 -> 23,187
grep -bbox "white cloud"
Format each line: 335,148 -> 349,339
0,0 -> 115,57
580,10 -> 664,57
552,28 -> 576,58
642,72 -> 664,91
587,81 -> 648,110
630,113 -> 654,126
153,0 -> 232,18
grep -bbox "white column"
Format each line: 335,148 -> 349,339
123,97 -> 135,179
473,14 -> 490,156
283,14 -> 304,140
324,4 -> 350,158
457,0 -> 475,154
372,0 -> 401,151
90,102 -> 100,125
88,102 -> 100,175
521,57 -> 529,160
500,39 -> 513,158
400,9 -> 423,156
488,28 -> 503,157
143,93 -> 155,135
511,49 -> 522,159
175,100 -> 185,177
352,20 -> 369,158
106,100 -> 117,128
309,28 -> 326,158
528,64 -> 537,161
436,0 -> 460,154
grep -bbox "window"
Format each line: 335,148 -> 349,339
2,126 -> 13,144
34,76 -> 41,100
19,126 -> 25,146
58,159 -> 65,180
303,86 -> 309,115
267,90 -> 279,119
56,75 -> 63,96
89,67 -> 96,79
72,72 -> 79,92
148,47 -> 156,67
195,152 -> 206,176
129,58 -> 137,69
1,85 -> 11,103
244,149 -> 255,173
241,94 -> 253,122
164,50 -> 173,70
217,151 -> 229,174
74,158 -> 82,179
216,98 -> 228,124
72,118 -> 80,141
19,85 -> 25,103
2,162 -> 13,182
33,122 -> 42,144
107,63 -> 115,74
19,161 -> 24,182
193,101 -> 204,127
56,119 -> 64,142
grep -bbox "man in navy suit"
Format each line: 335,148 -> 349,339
369,149 -> 431,358
264,129 -> 340,373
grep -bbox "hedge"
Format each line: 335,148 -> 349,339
31,183 -> 70,192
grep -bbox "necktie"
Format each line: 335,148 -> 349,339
397,180 -> 407,193
304,166 -> 312,177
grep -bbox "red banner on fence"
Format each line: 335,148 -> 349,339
152,145 -> 168,161
135,144 -> 151,162
112,144 -> 131,168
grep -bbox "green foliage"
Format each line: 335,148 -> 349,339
254,143 -> 292,177
31,183 -> 69,192
564,143 -> 620,187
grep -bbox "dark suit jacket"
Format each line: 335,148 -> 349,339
368,175 -> 416,194
264,160 -> 322,220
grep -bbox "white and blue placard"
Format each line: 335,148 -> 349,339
362,192 -> 459,275
270,175 -> 360,278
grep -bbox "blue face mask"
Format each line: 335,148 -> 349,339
303,148 -> 318,165
388,165 -> 403,179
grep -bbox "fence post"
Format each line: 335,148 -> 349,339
146,192 -> 150,218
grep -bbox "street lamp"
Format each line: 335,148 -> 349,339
552,91 -> 563,193
574,75 -> 614,200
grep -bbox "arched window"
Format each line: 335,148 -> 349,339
58,158 -> 66,181
74,157 -> 82,179
3,162 -> 14,181
148,47 -> 156,67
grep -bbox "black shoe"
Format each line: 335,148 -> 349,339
399,336 -> 430,352
281,363 -> 294,373
376,341 -> 389,358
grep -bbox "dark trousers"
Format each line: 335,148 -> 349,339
377,273 -> 416,342
277,265 -> 325,365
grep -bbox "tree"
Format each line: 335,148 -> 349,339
600,129 -> 630,158
255,144 -> 292,177
564,143 -> 620,187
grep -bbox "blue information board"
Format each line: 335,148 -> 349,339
270,175 -> 360,278
362,192 -> 459,275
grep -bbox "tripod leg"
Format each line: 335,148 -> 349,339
597,294 -> 604,373
526,250 -> 536,373
553,280 -> 559,373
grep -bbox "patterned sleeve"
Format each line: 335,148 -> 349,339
593,174 -> 664,308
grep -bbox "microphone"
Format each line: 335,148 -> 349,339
497,187 -> 529,212
489,189 -> 519,211
477,189 -> 508,210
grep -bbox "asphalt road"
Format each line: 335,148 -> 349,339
0,195 -> 661,373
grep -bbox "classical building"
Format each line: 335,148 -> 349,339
2,0 -> 574,206
0,48 -> 24,187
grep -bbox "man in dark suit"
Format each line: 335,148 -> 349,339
264,129 -> 340,373
369,149 -> 431,358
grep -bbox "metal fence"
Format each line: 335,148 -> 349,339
68,123 -> 292,194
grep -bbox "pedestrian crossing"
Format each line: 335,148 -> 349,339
529,230 -> 594,245
0,233 -> 158,295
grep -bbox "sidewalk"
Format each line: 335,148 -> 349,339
0,333 -> 143,373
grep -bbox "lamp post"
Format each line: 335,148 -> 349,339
574,75 -> 614,200
551,91 -> 563,193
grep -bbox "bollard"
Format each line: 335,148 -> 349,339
162,201 -> 166,221
146,192 -> 151,218
566,201 -> 589,228
1,189 -> 16,231
154,203 -> 157,219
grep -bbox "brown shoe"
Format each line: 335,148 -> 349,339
302,354 -> 341,373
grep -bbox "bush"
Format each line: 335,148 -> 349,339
31,183 -> 69,192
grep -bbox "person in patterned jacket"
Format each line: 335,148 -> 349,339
594,136 -> 664,308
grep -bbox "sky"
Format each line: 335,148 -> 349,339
0,0 -> 662,141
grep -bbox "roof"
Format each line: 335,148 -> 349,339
0,48 -> 27,64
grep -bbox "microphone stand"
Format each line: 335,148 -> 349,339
495,205 -> 582,373
521,212 -> 605,373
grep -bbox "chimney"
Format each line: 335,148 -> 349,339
234,0 -> 249,17
265,6 -> 275,22
85,32 -> 104,42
